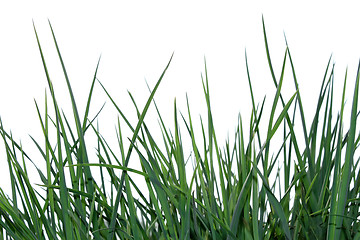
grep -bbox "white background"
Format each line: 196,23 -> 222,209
1,1 -> 360,194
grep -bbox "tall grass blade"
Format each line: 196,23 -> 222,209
333,60 -> 360,239
106,53 -> 174,240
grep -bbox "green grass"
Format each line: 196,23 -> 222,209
1,18 -> 360,239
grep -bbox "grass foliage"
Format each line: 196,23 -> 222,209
1,18 -> 360,239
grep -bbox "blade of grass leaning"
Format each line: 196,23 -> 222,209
286,41 -> 324,213
327,67 -> 348,239
106,53 -> 174,240
34,94 -> 57,235
174,99 -> 191,240
185,89 -> 218,240
252,85 -> 297,239
33,21 -> 74,240
332,60 -> 360,239
48,20 -> 105,239
263,18 -> 315,216
264,47 -> 287,179
245,51 -> 262,239
200,59 -> 229,236
200,61 -> 221,236
82,56 -> 101,131
264,18 -> 319,220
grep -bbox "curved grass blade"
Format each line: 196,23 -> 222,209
106,53 -> 174,240
332,60 -> 360,239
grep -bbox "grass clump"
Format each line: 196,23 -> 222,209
1,18 -> 360,240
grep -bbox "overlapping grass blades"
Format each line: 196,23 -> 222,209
0,19 -> 360,239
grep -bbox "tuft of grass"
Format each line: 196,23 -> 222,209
0,18 -> 360,240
